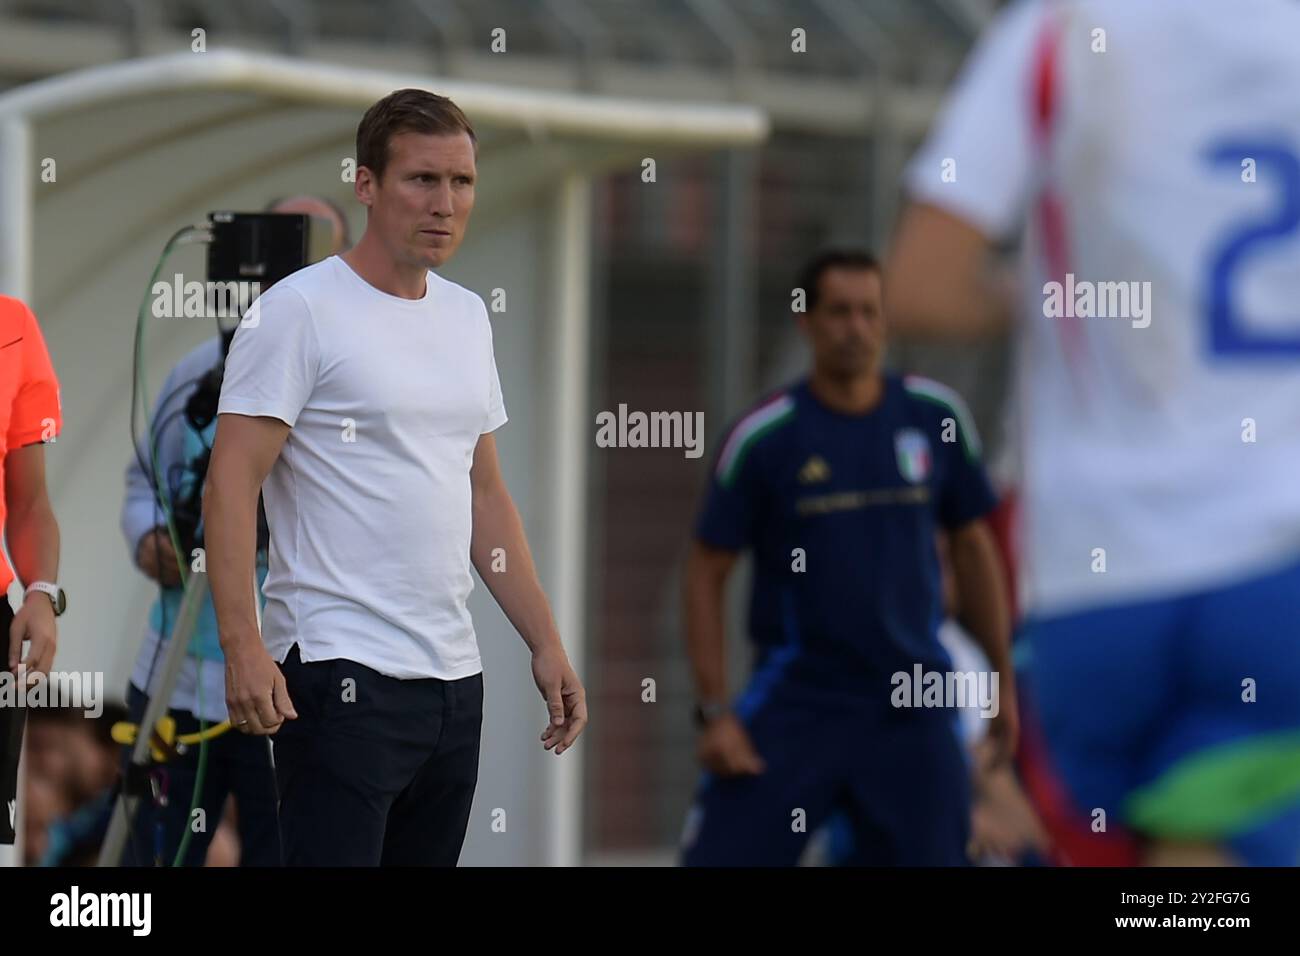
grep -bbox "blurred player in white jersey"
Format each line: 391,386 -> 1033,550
886,0 -> 1300,865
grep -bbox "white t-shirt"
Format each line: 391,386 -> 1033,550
906,0 -> 1300,616
217,255 -> 507,679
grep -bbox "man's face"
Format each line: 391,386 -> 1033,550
359,130 -> 477,269
799,267 -> 886,378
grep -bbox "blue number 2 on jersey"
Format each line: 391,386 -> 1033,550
1205,141 -> 1300,356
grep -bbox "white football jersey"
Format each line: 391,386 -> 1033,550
906,0 -> 1300,615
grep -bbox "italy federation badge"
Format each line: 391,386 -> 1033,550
894,428 -> 932,484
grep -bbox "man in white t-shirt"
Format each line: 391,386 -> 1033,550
204,89 -> 587,866
119,194 -> 350,867
886,0 -> 1300,866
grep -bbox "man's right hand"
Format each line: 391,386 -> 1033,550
224,640 -> 297,735
697,712 -> 765,776
136,527 -> 182,587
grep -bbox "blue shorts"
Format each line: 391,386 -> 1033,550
679,676 -> 971,866
1024,555 -> 1300,866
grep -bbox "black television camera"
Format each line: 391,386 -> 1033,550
167,212 -> 310,556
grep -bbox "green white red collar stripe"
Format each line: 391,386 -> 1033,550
715,392 -> 795,486
903,375 -> 982,460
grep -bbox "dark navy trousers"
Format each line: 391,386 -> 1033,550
272,643 -> 484,866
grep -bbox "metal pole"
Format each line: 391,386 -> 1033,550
0,116 -> 31,869
543,174 -> 591,867
707,147 -> 759,448
97,570 -> 209,866
0,116 -> 32,300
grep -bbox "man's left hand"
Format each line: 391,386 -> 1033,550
9,593 -> 56,677
532,644 -> 587,756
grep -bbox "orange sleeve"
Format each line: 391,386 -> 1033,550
6,301 -> 62,448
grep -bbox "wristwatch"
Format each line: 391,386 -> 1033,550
24,581 -> 66,617
693,699 -> 729,728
